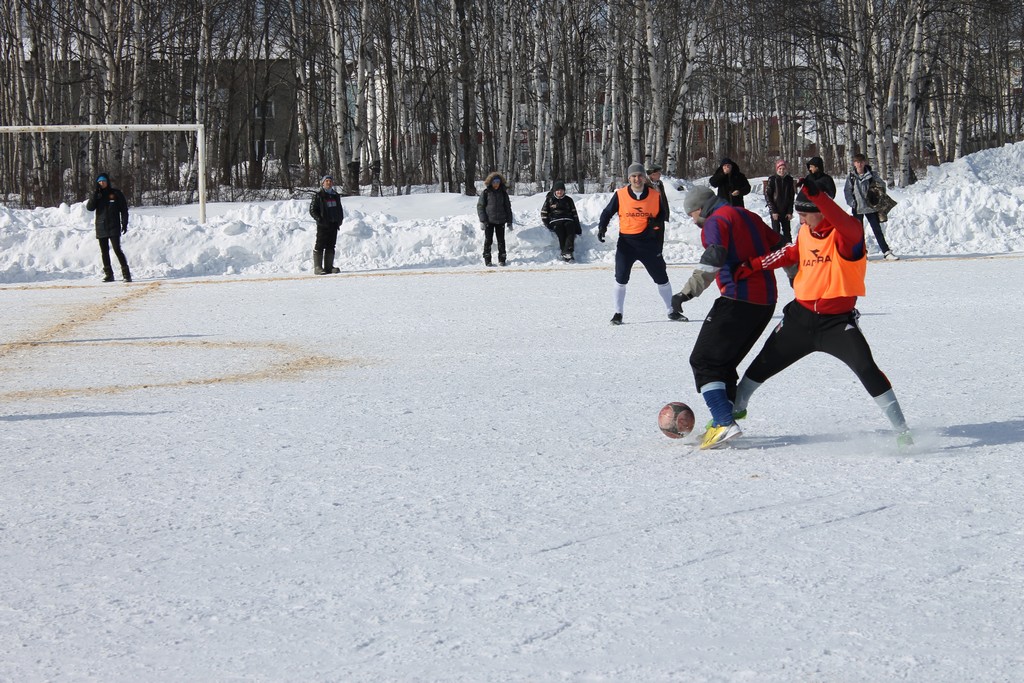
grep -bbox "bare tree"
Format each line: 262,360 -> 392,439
2,0 -> 1023,206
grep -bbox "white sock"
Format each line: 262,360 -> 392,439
657,282 -> 674,313
733,376 -> 762,413
874,389 -> 909,431
613,283 -> 627,314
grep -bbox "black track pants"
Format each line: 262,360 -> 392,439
614,230 -> 668,285
690,297 -> 777,399
743,301 -> 893,398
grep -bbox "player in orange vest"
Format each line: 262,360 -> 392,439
597,162 -> 682,325
724,175 -> 913,449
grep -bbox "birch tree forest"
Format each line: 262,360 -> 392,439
1,0 -> 1023,207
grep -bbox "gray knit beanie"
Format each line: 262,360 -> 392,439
683,186 -> 716,215
626,162 -> 645,178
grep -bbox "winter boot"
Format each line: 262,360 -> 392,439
102,270 -> 115,283
324,249 -> 339,274
313,249 -> 325,275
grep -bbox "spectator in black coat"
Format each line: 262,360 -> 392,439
764,159 -> 796,243
646,162 -> 670,247
309,174 -> 344,274
805,156 -> 837,198
477,171 -> 514,266
540,180 -> 581,262
85,172 -> 131,282
709,158 -> 751,207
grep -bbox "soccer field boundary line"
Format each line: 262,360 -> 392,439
0,252 -> 1021,293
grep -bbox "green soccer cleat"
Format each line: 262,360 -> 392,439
896,430 -> 915,449
705,409 -> 747,431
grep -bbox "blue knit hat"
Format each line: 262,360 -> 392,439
96,174 -> 108,183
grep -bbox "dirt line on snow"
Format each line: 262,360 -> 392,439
0,339 -> 356,402
0,284 -> 359,401
0,282 -> 162,361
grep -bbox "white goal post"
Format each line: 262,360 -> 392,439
0,123 -> 207,223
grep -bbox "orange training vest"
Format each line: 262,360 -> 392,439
615,186 -> 661,235
793,223 -> 867,300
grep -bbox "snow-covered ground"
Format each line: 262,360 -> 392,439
2,144 -> 1024,681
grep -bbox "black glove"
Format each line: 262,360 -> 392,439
798,175 -> 820,196
121,225 -> 128,235
506,222 -> 513,231
480,222 -> 487,231
671,292 -> 690,315
597,227 -> 606,242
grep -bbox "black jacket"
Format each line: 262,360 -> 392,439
805,157 -> 837,198
309,188 -> 344,226
765,174 -> 796,215
85,176 -> 129,239
541,192 -> 580,234
477,172 -> 513,226
709,158 -> 751,207
651,179 -> 670,226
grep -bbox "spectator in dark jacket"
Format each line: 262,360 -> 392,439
646,163 -> 670,246
764,159 -> 796,243
709,158 -> 751,207
805,156 -> 837,198
477,171 -> 514,266
541,180 -> 581,262
85,172 -> 131,282
309,174 -> 344,274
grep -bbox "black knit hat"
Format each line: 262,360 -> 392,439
794,193 -> 820,214
552,180 -> 566,192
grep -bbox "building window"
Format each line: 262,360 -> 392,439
254,101 -> 275,119
255,140 -> 276,159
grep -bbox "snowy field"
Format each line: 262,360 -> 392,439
2,144 -> 1024,681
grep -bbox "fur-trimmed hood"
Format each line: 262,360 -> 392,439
484,171 -> 506,189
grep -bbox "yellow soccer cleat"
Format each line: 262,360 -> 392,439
699,422 -> 743,450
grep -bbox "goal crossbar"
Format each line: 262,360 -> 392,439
0,124 -> 207,223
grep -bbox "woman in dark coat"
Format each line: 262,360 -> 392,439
477,171 -> 514,266
709,158 -> 751,207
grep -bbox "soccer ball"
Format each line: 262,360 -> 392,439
658,402 -> 695,439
